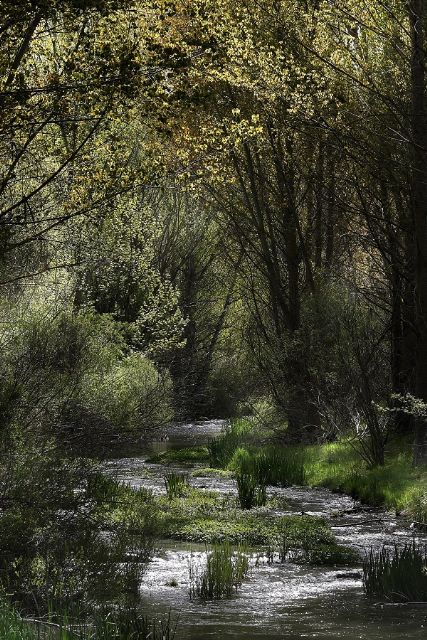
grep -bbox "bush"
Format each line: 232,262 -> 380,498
0,439 -> 156,614
82,352 -> 173,434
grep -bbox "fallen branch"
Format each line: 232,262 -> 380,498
331,519 -> 384,527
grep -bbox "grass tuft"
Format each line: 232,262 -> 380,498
189,543 -> 249,600
363,543 -> 427,602
164,472 -> 189,500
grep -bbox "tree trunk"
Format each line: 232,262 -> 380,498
409,0 -> 427,464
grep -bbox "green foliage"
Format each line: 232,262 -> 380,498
189,543 -> 249,600
0,601 -> 35,640
363,544 -> 427,602
305,438 -> 427,519
236,471 -> 266,509
164,472 -> 190,500
157,486 -> 353,564
0,599 -> 177,640
229,446 -> 306,487
82,352 -> 173,434
148,446 -> 210,464
208,419 -> 254,468
0,439 -> 156,614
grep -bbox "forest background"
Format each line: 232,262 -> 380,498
1,0 -> 427,628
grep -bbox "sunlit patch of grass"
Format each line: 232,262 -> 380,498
147,446 -> 210,465
304,439 -> 427,521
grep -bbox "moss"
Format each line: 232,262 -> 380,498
146,446 -> 210,465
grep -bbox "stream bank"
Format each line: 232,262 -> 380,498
105,420 -> 427,639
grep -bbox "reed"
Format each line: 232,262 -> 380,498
10,606 -> 178,640
189,543 -> 249,600
164,472 -> 189,500
236,471 -> 266,509
363,543 -> 427,602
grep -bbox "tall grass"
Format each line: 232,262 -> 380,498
229,446 -> 306,489
0,601 -> 36,640
208,419 -> 253,468
5,605 -> 178,640
236,471 -> 266,509
189,543 -> 249,600
164,472 -> 189,500
363,543 -> 427,602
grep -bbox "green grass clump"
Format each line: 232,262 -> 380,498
189,543 -> 249,600
236,471 -> 266,509
164,472 -> 189,500
208,418 -> 253,468
147,446 -> 210,464
228,446 -> 306,488
0,601 -> 36,640
363,544 -> 427,602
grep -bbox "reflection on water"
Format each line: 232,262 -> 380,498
104,420 -> 427,639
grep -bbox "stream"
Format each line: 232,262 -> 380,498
104,420 -> 427,639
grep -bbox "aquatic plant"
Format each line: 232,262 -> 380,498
253,447 -> 306,487
189,543 -> 249,600
4,603 -> 178,640
363,543 -> 427,601
236,471 -> 266,509
164,472 -> 189,499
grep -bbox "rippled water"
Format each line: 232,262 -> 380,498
105,420 -> 427,639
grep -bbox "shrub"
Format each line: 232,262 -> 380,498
82,352 -> 173,434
